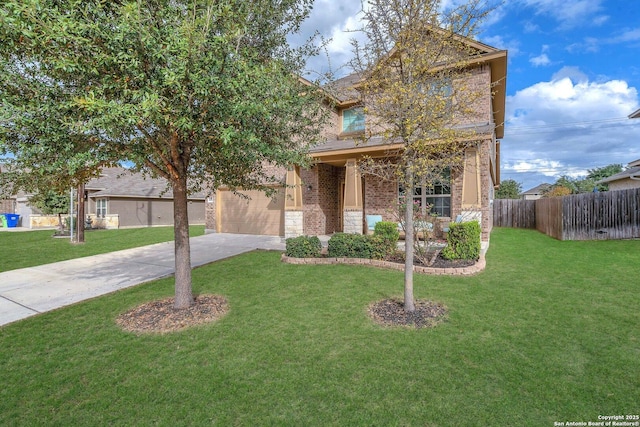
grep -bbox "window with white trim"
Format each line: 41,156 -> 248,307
96,198 -> 107,217
399,169 -> 451,217
342,107 -> 365,133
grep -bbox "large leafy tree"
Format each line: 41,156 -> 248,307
546,164 -> 623,196
0,0 -> 327,308
495,179 -> 522,199
29,190 -> 69,233
587,163 -> 623,191
351,0 -> 495,312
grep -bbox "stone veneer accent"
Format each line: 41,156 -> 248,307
281,253 -> 486,276
450,138 -> 494,243
343,210 -> 363,234
284,210 -> 304,239
460,210 -> 482,223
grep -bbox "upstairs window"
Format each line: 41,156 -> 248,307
342,107 -> 365,133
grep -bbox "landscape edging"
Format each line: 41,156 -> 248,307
281,253 -> 485,275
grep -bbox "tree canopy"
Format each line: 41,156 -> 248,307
495,179 -> 522,199
0,0 -> 328,308
544,164 -> 623,197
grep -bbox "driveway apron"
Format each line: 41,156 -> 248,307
0,233 -> 285,326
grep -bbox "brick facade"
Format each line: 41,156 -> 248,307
205,194 -> 216,231
206,58 -> 504,243
301,164 -> 342,235
364,174 -> 398,222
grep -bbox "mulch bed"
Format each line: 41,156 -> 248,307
385,251 -> 477,268
367,298 -> 448,329
116,250 -> 465,334
116,295 -> 229,334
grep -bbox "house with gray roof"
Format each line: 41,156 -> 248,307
595,159 -> 640,191
521,183 -> 551,200
86,167 -> 206,228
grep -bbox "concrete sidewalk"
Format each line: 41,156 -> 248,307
0,233 -> 285,327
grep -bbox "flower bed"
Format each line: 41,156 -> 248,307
281,252 -> 485,276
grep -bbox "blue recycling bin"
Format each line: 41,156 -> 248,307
5,214 -> 20,228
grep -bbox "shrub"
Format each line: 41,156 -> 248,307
326,233 -> 370,258
327,233 -> 394,260
368,235 -> 391,260
285,235 -> 322,258
373,221 -> 399,258
374,221 -> 400,242
441,221 -> 481,260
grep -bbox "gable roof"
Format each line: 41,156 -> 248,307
629,108 -> 640,119
596,160 -> 640,184
521,183 -> 551,195
325,33 -> 507,139
86,167 -> 205,200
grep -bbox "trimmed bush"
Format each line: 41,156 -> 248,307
285,235 -> 322,258
441,221 -> 481,260
328,233 -> 372,259
368,235 -> 391,260
327,233 -> 393,260
373,221 -> 399,258
374,221 -> 400,242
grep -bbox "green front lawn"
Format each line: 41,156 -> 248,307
0,228 -> 638,425
0,225 -> 205,272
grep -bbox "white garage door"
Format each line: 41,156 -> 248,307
219,189 -> 285,236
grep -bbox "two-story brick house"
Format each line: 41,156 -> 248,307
205,36 -> 507,245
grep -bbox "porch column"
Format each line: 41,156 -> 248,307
284,166 -> 304,239
343,159 -> 364,234
461,146 -> 484,241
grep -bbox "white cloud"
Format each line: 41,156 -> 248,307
612,28 -> 640,43
566,27 -> 640,53
520,0 -> 604,28
530,53 -> 550,67
551,66 -> 588,83
501,70 -> 640,189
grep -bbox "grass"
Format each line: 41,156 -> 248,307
0,225 -> 205,272
0,228 -> 638,425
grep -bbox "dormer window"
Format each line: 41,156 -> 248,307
342,107 -> 365,133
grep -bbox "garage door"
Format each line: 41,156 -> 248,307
219,189 -> 285,236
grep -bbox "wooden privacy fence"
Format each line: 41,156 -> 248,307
492,199 -> 536,228
493,188 -> 640,240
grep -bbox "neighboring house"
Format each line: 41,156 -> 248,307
521,183 -> 551,200
0,163 -> 29,225
205,35 -> 507,244
596,159 -> 640,191
85,167 -> 206,228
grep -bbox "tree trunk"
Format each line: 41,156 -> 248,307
172,176 -> 194,309
404,166 -> 416,312
57,213 -> 64,234
75,182 -> 85,243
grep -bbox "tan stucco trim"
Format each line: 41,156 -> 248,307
284,167 -> 303,211
344,159 -> 363,210
215,191 -> 222,233
462,148 -> 481,208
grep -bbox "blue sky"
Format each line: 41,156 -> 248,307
296,0 -> 640,192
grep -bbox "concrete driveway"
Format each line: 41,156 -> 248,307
0,233 -> 285,327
